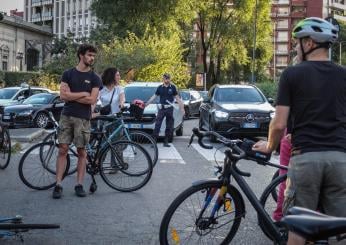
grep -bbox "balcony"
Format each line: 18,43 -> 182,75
330,2 -> 346,11
31,0 -> 53,7
272,0 -> 289,5
31,12 -> 52,22
291,10 -> 306,18
291,0 -> 306,6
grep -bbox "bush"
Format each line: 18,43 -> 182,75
4,71 -> 40,87
29,73 -> 61,91
256,81 -> 278,101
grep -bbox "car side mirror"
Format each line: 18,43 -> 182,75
267,98 -> 274,104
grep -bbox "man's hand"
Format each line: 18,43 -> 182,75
181,107 -> 185,116
252,140 -> 272,154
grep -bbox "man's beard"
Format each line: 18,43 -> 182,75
83,60 -> 93,67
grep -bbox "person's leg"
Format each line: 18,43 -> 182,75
56,144 -> 69,184
273,136 -> 291,221
153,108 -> 165,139
76,147 -> 87,185
287,232 -> 305,245
164,107 -> 174,145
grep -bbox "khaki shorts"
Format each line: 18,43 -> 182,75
283,151 -> 346,217
58,115 -> 90,148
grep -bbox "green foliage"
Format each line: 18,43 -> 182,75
256,80 -> 278,100
95,31 -> 190,88
331,20 -> 346,64
28,73 -> 60,91
3,72 -> 40,87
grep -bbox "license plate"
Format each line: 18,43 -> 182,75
3,115 -> 10,120
242,122 -> 258,128
127,123 -> 143,129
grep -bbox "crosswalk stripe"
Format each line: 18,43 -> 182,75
157,144 -> 185,164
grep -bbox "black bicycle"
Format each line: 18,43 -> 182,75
0,215 -> 59,242
18,115 -> 153,192
159,128 -> 289,245
0,120 -> 11,170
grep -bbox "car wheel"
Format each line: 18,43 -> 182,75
184,107 -> 189,120
34,112 -> 49,128
176,124 -> 183,136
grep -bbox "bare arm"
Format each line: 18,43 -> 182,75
60,82 -> 89,101
252,105 -> 290,153
119,92 -> 125,108
75,87 -> 100,105
145,94 -> 157,106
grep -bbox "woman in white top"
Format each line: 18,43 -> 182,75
99,67 -> 125,114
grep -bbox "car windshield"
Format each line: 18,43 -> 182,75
0,88 -> 19,99
215,88 -> 265,103
23,94 -> 52,104
125,86 -> 160,103
180,92 -> 190,100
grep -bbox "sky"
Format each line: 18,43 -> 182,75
0,0 -> 24,14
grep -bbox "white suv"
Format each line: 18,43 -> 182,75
0,84 -> 53,106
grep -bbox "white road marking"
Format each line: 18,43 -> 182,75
157,144 -> 185,164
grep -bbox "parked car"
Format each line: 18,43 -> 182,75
180,89 -> 203,119
123,82 -> 184,138
1,93 -> 64,128
0,84 -> 53,106
199,84 -> 275,140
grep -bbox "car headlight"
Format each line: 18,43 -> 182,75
18,110 -> 33,116
270,111 -> 275,119
215,110 -> 228,118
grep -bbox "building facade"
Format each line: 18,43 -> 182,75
0,15 -> 53,72
24,0 -> 96,39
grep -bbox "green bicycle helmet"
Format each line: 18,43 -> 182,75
292,17 -> 338,43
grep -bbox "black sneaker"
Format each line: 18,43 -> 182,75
74,184 -> 87,197
52,185 -> 63,199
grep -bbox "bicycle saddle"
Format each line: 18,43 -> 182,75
281,212 -> 346,241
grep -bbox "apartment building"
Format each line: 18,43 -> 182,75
24,0 -> 96,39
327,0 -> 346,22
270,0 -> 323,80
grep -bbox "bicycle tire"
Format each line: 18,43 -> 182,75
159,181 -> 244,245
0,223 -> 60,230
18,142 -> 70,190
41,131 -> 78,175
258,173 -> 288,241
99,140 -> 153,192
121,130 -> 158,167
271,169 -> 280,202
0,129 -> 11,169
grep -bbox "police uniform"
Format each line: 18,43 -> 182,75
153,83 -> 178,141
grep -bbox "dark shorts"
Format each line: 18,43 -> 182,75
58,115 -> 90,148
283,151 -> 346,217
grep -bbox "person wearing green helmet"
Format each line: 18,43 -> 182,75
252,17 -> 346,245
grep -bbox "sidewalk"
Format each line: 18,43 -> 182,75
9,128 -> 47,142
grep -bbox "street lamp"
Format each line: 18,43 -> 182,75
251,0 -> 258,83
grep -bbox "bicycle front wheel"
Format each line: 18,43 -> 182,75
159,181 -> 244,245
258,173 -> 287,241
18,142 -> 70,190
121,130 -> 158,167
99,140 -> 153,192
0,129 -> 11,169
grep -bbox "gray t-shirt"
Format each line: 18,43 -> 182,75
61,68 -> 102,119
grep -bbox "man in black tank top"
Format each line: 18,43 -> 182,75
52,44 -> 101,199
252,17 -> 346,244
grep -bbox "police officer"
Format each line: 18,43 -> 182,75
145,73 -> 184,147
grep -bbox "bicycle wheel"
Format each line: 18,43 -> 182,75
159,181 -> 244,245
271,169 -> 280,202
99,140 -> 153,192
18,142 -> 70,190
0,129 -> 11,169
0,223 -> 60,230
258,174 -> 288,241
41,131 -> 78,175
121,130 -> 158,167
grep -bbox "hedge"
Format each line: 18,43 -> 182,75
3,71 -> 40,87
256,81 -> 278,101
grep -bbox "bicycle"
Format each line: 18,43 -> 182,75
18,115 -> 153,193
42,108 -> 158,173
159,128 -> 289,245
0,120 -> 11,170
281,206 -> 346,244
0,215 -> 59,242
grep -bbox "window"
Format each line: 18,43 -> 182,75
56,18 -> 59,33
61,19 -> 65,32
277,31 -> 288,41
276,19 -> 288,29
55,2 -> 59,16
277,7 -> 289,16
62,1 -> 65,16
2,62 -> 7,71
277,57 -> 287,66
277,44 -> 288,53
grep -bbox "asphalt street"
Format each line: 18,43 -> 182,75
1,118 -> 280,245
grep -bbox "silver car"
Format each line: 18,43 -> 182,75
124,82 -> 184,138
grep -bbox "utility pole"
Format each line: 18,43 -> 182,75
251,0 -> 258,83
